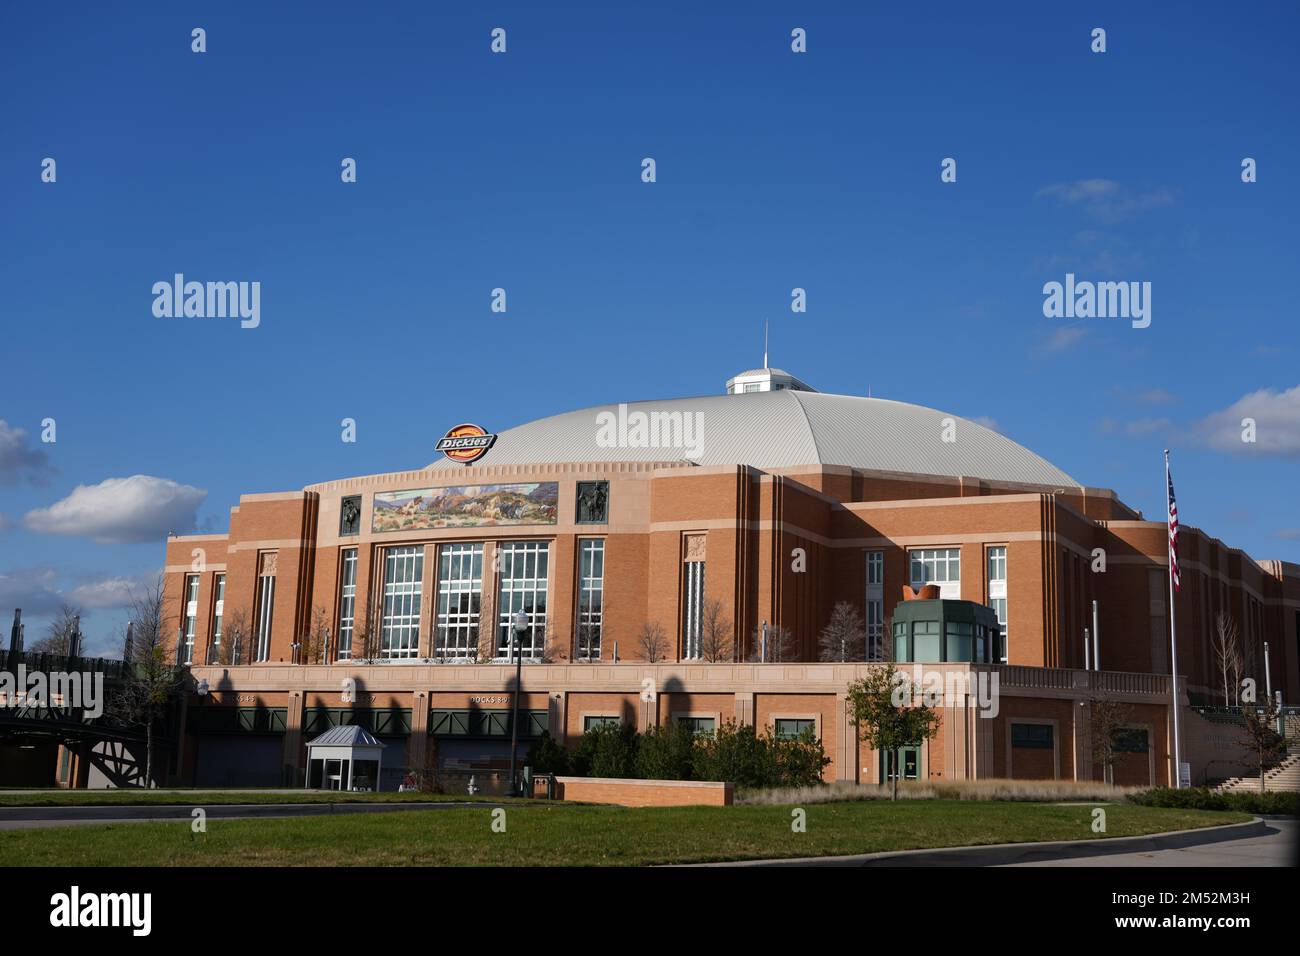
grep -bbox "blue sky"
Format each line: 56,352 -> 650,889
2,1 -> 1297,655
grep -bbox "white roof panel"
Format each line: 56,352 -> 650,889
428,390 -> 1077,487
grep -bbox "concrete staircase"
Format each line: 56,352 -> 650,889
1215,753 -> 1300,793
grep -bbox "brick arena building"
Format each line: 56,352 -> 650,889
161,366 -> 1300,791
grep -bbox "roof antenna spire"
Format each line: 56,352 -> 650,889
763,320 -> 769,370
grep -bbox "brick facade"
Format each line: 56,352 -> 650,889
160,452 -> 1300,790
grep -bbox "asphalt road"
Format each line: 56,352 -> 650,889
0,801 -> 502,830
696,818 -> 1298,867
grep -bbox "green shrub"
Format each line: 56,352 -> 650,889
570,721 -> 639,778
692,721 -> 777,789
557,719 -> 833,790
525,731 -> 569,775
635,721 -> 697,780
771,727 -> 832,788
1128,786 -> 1300,816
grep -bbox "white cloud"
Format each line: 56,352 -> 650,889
0,567 -> 156,614
1193,385 -> 1300,456
23,475 -> 207,544
1035,232 -> 1147,279
1097,416 -> 1172,439
0,567 -> 64,616
69,572 -> 159,609
969,416 -> 1003,434
1040,325 -> 1087,353
1037,179 -> 1173,223
1107,386 -> 1176,405
1038,179 -> 1120,203
0,420 -> 55,486
1124,418 -> 1172,437
1273,528 -> 1300,541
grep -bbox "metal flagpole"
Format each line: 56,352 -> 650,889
1165,450 -> 1184,788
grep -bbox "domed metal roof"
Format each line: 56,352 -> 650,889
429,389 -> 1078,487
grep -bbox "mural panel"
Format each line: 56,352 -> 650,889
372,483 -> 559,531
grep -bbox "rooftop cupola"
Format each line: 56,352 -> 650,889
725,366 -> 817,394
725,323 -> 817,394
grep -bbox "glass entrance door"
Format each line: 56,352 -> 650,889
880,746 -> 920,782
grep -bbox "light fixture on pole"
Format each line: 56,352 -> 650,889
1091,600 -> 1100,671
1264,641 -> 1272,702
508,609 -> 528,796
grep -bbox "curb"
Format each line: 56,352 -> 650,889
683,816 -> 1270,867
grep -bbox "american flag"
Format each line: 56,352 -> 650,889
1167,466 -> 1180,591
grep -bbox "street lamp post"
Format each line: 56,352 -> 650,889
508,609 -> 528,796
192,679 -> 209,785
1264,641 -> 1272,702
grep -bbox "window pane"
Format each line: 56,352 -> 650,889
211,573 -> 225,659
182,574 -> 199,664
255,574 -> 275,662
336,549 -> 358,660
1011,724 -> 1054,748
774,718 -> 816,740
576,539 -> 605,660
497,541 -> 550,659
380,546 -> 423,659
913,622 -> 940,662
435,543 -> 482,661
682,560 -> 705,659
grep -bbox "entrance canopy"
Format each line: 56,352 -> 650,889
305,724 -> 386,791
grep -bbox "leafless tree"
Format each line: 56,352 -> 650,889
1242,617 -> 1259,695
770,624 -> 799,662
699,598 -> 733,662
475,617 -> 497,663
1241,696 -> 1286,793
108,577 -> 185,787
1089,695 -> 1133,785
216,607 -> 250,665
353,602 -> 383,662
819,601 -> 865,662
576,621 -> 600,661
1212,612 -> 1241,707
638,621 -> 669,662
532,623 -> 566,663
1228,639 -> 1244,707
747,623 -> 798,662
879,617 -> 894,662
30,603 -> 81,655
299,605 -> 331,664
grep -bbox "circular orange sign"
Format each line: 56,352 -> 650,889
436,423 -> 497,464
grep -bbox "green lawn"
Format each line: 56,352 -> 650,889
0,789 -> 521,807
0,800 -> 1250,866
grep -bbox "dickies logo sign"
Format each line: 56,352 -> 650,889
436,423 -> 497,464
